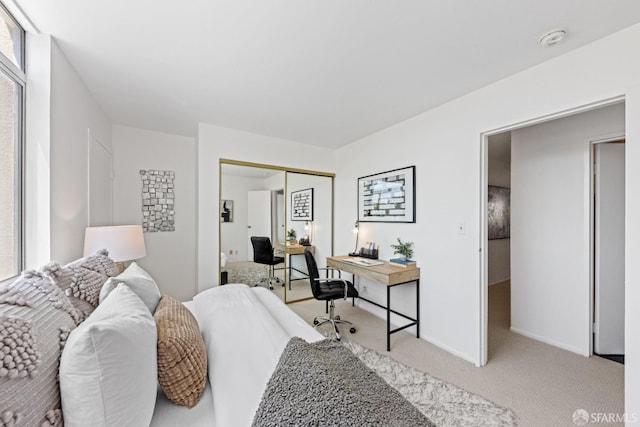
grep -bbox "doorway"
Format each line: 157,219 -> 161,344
479,99 -> 625,366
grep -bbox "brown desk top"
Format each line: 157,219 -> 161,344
327,255 -> 420,286
276,243 -> 315,255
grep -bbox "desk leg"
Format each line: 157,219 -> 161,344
416,279 -> 420,339
288,254 -> 291,291
352,273 -> 356,306
387,285 -> 391,352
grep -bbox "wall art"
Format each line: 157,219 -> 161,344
140,169 -> 175,232
488,185 -> 510,240
221,199 -> 233,223
357,166 -> 415,223
291,188 -> 313,221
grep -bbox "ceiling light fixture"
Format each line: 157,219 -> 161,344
538,28 -> 567,47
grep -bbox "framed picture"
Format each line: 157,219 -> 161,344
221,199 -> 233,223
488,186 -> 510,239
291,188 -> 313,221
358,166 -> 416,223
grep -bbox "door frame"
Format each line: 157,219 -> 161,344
478,96 -> 625,366
590,136 -> 626,356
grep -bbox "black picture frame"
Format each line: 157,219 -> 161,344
357,166 -> 416,223
221,199 -> 233,223
291,188 -> 313,221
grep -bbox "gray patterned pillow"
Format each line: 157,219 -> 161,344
42,249 -> 119,321
0,270 -> 79,426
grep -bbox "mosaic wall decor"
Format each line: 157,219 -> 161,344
140,170 -> 175,232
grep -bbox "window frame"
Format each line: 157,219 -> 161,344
0,1 -> 26,282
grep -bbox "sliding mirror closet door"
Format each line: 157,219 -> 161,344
284,172 -> 333,303
220,163 -> 286,299
219,159 -> 334,304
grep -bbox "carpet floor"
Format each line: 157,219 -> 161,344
289,282 -> 625,427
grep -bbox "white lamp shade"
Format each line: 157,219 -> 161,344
83,225 -> 147,262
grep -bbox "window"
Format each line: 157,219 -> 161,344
0,2 -> 25,281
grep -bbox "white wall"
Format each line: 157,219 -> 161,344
333,25 -> 640,414
49,41 -> 112,264
511,103 -> 624,355
488,134 -> 511,285
197,123 -> 334,291
112,125 -> 197,302
625,84 -> 640,416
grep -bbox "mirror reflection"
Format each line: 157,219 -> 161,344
219,161 -> 333,303
283,172 -> 333,302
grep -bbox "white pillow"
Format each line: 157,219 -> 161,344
99,261 -> 161,313
60,284 -> 158,427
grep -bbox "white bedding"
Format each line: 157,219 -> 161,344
151,383 -> 215,427
150,300 -> 216,427
151,284 -> 322,427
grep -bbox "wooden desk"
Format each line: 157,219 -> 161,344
276,243 -> 315,289
327,255 -> 420,351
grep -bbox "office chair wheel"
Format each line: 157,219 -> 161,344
313,319 -> 319,325
335,315 -> 340,320
349,327 -> 356,334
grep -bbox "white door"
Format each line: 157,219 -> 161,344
247,190 -> 272,260
88,130 -> 113,226
594,142 -> 625,355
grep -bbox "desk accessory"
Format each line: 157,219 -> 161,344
389,258 -> 417,268
358,247 -> 379,259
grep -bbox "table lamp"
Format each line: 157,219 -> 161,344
83,225 -> 147,272
302,221 -> 314,245
348,221 -> 360,256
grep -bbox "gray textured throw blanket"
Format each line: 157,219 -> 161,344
252,337 -> 435,426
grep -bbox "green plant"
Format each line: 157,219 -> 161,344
390,238 -> 414,259
287,228 -> 297,240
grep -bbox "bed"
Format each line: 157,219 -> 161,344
152,283 -> 326,426
0,250 -> 434,426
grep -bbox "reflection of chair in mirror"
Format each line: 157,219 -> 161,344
250,236 -> 285,290
304,250 -> 358,340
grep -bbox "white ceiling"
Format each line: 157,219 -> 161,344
13,0 -> 640,148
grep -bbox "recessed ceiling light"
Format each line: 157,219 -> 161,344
538,28 -> 567,47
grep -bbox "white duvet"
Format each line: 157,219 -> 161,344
192,284 -> 323,427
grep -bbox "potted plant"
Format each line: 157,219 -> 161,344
390,238 -> 415,267
287,228 -> 297,244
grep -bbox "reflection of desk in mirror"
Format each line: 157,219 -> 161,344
327,255 -> 420,351
275,243 -> 315,290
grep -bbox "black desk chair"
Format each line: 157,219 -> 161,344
250,236 -> 285,290
304,250 -> 358,340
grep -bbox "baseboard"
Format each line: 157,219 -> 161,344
509,326 -> 588,356
421,334 -> 479,366
355,299 -> 478,365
